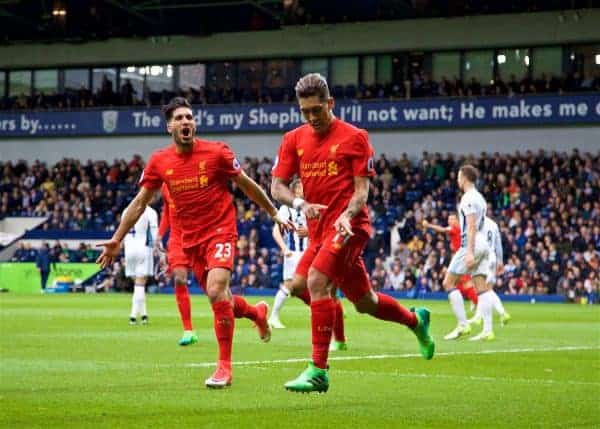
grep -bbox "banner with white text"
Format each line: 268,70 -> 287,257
1,94 -> 599,137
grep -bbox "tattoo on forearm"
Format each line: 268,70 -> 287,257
272,178 -> 295,206
345,192 -> 367,219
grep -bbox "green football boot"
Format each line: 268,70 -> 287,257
500,312 -> 511,326
284,362 -> 329,393
411,307 -> 435,360
178,331 -> 198,346
329,341 -> 348,351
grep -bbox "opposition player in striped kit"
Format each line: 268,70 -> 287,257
268,179 -> 309,329
123,205 -> 159,325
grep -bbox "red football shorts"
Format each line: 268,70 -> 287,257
167,235 -> 190,272
183,234 -> 236,291
296,230 -> 370,303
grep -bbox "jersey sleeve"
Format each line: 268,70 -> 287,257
139,153 -> 163,190
271,132 -> 298,181
219,143 -> 242,178
159,200 -> 170,236
350,130 -> 375,177
158,184 -> 170,236
461,194 -> 480,216
277,205 -> 290,221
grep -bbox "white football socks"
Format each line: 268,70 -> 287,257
271,285 -> 290,320
479,290 -> 494,334
130,284 -> 147,318
491,290 -> 506,316
448,289 -> 467,326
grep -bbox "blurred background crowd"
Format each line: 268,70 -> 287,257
3,149 -> 598,303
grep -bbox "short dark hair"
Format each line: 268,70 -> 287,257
162,97 -> 192,121
459,164 -> 479,182
294,73 -> 330,101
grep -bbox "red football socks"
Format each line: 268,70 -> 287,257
232,295 -> 258,321
374,292 -> 417,329
174,284 -> 193,331
311,298 -> 336,369
297,288 -> 312,306
212,300 -> 234,364
333,300 -> 346,342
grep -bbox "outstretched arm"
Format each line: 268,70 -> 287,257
234,171 -> 278,217
234,171 -> 293,232
96,187 -> 157,268
422,220 -> 451,234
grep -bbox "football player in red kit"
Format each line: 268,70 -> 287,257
98,97 -> 292,389
271,73 -> 434,393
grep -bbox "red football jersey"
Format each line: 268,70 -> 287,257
140,138 -> 241,249
158,183 -> 182,241
448,224 -> 461,253
272,119 -> 375,241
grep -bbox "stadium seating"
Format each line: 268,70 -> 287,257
2,72 -> 599,111
3,149 -> 598,302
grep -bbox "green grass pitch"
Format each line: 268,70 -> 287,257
1,294 -> 599,429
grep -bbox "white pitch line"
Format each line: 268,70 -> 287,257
331,370 -> 600,387
186,345 -> 600,368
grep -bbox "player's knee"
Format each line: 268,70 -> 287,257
205,281 -> 228,301
173,270 -> 187,286
205,286 -> 224,302
307,269 -> 328,296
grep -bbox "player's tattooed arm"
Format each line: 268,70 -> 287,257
343,176 -> 369,219
335,176 -> 369,237
270,176 -> 295,207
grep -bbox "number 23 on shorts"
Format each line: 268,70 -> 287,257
212,242 -> 233,263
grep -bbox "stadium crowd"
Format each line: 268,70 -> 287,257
3,69 -> 599,111
3,149 -> 598,302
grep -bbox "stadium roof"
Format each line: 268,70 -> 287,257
0,0 -> 595,44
